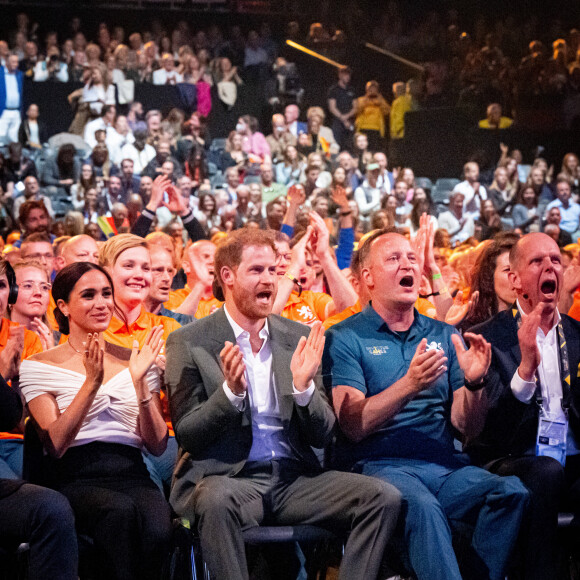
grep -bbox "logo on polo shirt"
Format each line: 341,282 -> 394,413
366,346 -> 389,355
297,305 -> 315,321
425,341 -> 442,352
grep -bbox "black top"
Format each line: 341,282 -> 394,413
327,84 -> 355,116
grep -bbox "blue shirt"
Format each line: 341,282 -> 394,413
323,304 -> 465,468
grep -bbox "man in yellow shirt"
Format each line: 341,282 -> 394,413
478,103 -> 513,129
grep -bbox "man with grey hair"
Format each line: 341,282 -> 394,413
266,113 -> 296,164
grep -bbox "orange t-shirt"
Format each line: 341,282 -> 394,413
164,286 -> 224,319
0,318 -> 43,440
416,297 -> 438,319
323,301 -> 362,330
104,308 -> 181,436
569,291 -> 580,321
282,290 -> 334,326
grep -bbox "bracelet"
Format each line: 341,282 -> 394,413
419,291 -> 440,298
465,377 -> 485,392
431,272 -> 442,280
285,272 -> 303,296
139,395 -> 153,406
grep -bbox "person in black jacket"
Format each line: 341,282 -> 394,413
0,372 -> 78,579
467,232 -> 578,580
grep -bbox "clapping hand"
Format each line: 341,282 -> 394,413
82,333 -> 105,390
31,317 -> 55,351
291,321 -> 326,392
445,290 -> 479,327
287,184 -> 306,206
451,332 -> 492,384
221,341 -> 247,396
0,325 -> 24,380
516,302 -> 545,381
405,338 -> 448,393
129,326 -> 165,386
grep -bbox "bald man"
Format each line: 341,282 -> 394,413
467,232 -> 580,579
266,113 -> 296,164
56,235 -> 100,270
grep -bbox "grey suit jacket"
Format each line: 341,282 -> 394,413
165,307 -> 336,518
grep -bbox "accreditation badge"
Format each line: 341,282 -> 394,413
536,417 -> 567,466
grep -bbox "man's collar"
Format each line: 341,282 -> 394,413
363,302 -> 422,334
515,299 -> 561,331
223,304 -> 269,341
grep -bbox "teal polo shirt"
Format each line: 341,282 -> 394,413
323,304 -> 465,468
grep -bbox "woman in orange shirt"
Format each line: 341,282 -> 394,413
99,233 -> 180,495
0,257 -> 42,479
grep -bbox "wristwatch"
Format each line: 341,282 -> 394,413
465,377 -> 485,392
285,272 -> 302,296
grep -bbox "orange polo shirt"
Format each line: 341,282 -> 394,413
104,307 -> 181,436
569,291 -> 580,321
0,318 -> 43,440
282,290 -> 334,326
164,286 -> 224,319
323,301 -> 362,330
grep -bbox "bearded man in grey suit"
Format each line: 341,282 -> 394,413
165,228 -> 401,580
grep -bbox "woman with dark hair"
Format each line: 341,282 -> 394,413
19,261 -> 172,580
408,191 -> 437,236
194,192 -> 219,236
184,142 -> 209,188
41,144 -> 81,200
275,144 -> 304,186
71,163 -> 99,210
512,184 -> 540,233
461,232 -> 519,328
475,199 -> 504,241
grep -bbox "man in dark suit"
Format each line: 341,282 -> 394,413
165,228 -> 401,580
468,232 -> 580,579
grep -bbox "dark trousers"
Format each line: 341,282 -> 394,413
0,482 -> 78,580
191,459 -> 401,580
52,442 -> 172,580
486,455 -> 565,580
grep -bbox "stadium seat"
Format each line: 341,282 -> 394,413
414,177 -> 433,191
178,518 -> 341,580
432,178 -> 460,206
209,138 -> 227,152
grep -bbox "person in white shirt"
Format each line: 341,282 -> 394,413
81,66 -> 115,117
119,129 -> 156,176
33,49 -> 69,83
438,191 -> 475,245
152,54 -> 183,85
453,161 -> 488,220
83,104 -> 117,149
165,228 -> 401,580
354,163 -> 382,228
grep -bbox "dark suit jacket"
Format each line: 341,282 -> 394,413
165,307 -> 336,519
466,308 -> 580,466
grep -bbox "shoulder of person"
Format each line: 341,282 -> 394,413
469,308 -> 515,341
268,313 -> 310,339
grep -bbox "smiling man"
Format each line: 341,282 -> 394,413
323,230 -> 529,580
467,232 -> 580,579
165,228 -> 402,580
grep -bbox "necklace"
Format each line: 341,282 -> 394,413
68,340 -> 85,355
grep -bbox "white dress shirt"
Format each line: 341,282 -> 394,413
510,303 -> 580,454
222,305 -> 315,463
453,180 -> 488,219
152,69 -> 183,85
4,69 -> 20,109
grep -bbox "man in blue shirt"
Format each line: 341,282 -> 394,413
323,230 -> 529,580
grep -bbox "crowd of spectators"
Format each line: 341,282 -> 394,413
1,4 -> 580,580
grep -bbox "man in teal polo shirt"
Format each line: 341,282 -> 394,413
323,230 -> 529,580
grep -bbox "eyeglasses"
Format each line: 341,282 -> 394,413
19,281 -> 52,293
